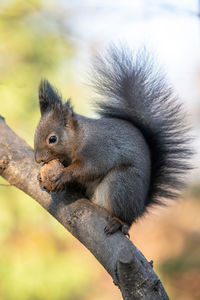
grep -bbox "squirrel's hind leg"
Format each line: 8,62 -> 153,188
91,176 -> 130,236
91,166 -> 148,236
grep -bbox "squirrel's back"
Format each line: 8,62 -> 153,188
92,46 -> 192,206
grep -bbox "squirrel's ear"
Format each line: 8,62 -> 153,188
62,99 -> 76,127
39,79 -> 62,115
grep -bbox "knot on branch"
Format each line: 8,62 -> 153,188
0,115 -> 5,122
0,155 -> 9,174
149,260 -> 154,268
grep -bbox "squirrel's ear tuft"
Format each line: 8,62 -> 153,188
63,99 -> 73,113
39,79 -> 62,115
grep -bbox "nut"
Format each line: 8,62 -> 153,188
39,159 -> 64,191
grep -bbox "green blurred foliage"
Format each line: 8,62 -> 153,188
160,232 -> 200,299
161,235 -> 200,275
0,1 -> 96,299
0,0 -> 74,145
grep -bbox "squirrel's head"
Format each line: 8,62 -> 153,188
34,80 -> 77,164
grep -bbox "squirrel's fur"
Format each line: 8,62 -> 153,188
34,46 -> 192,235
92,46 -> 192,205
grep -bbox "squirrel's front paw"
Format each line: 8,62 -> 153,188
51,171 -> 67,194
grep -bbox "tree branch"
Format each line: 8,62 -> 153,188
0,116 -> 169,300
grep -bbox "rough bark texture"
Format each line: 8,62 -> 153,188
0,116 -> 169,300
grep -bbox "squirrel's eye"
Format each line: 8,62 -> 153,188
49,135 -> 57,144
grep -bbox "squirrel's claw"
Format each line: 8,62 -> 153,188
121,224 -> 130,238
104,218 -> 122,235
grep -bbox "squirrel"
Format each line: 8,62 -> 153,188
34,46 -> 192,236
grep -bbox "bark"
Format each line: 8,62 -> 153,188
0,116 -> 169,300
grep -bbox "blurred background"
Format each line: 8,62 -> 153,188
0,0 -> 200,299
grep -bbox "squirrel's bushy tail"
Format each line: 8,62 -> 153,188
92,45 -> 192,206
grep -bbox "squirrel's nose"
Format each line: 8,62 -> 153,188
35,151 -> 43,164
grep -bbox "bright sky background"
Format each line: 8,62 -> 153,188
51,0 -> 200,180
64,0 -> 200,102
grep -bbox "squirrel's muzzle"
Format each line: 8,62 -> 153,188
34,149 -> 54,164
35,150 -> 43,163
34,149 -> 49,164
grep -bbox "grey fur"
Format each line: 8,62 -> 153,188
34,47 -> 192,229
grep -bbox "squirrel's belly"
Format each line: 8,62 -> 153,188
85,179 -> 101,199
85,178 -> 112,214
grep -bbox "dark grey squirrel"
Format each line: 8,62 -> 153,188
34,46 -> 192,235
